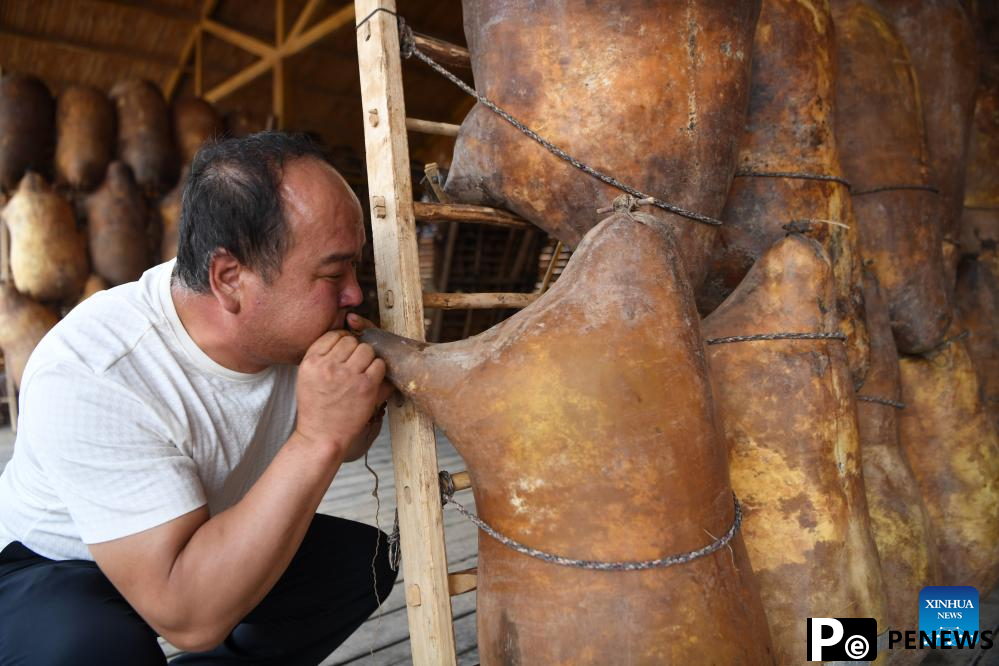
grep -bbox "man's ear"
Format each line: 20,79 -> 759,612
207,249 -> 242,314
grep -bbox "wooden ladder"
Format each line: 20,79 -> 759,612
354,1 -> 558,662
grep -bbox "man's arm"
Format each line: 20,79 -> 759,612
89,330 -> 391,651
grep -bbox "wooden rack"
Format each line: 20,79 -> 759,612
354,2 -> 558,662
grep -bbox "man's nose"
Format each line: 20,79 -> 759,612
338,271 -> 363,309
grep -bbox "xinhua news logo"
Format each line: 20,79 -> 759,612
808,586 -> 996,661
807,618 -> 877,661
918,586 -> 986,648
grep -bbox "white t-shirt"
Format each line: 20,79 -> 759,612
0,260 -> 297,561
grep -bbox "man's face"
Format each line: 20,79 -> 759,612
238,157 -> 365,366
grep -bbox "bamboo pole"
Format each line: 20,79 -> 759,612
274,0 -> 286,130
405,118 -> 460,137
164,0 -> 218,101
413,201 -> 531,230
423,292 -> 538,310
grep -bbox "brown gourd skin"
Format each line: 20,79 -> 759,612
2,173 -> 89,304
77,274 -> 109,305
954,255 -> 999,430
55,85 -> 115,192
832,0 -> 951,354
699,0 -> 870,387
0,286 -> 59,389
172,97 -> 221,166
159,169 -> 186,262
0,74 -> 55,192
702,234 -> 887,664
856,271 -> 939,666
85,162 -> 152,286
445,0 -> 761,289
109,80 -> 178,198
222,110 -> 263,139
876,0 -> 979,290
898,327 -> 999,594
363,213 -> 775,665
961,71 -> 999,256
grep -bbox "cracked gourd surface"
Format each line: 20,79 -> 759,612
365,213 -> 775,665
703,234 -> 887,665
445,0 -> 760,290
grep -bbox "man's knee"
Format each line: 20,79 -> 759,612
1,561 -> 164,665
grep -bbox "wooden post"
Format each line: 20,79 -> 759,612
355,2 -> 458,665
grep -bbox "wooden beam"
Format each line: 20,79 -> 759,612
447,568 -> 477,596
355,1 -> 457,664
412,33 -> 470,69
194,28 -> 204,97
423,292 -> 538,310
0,27 -> 179,68
285,2 -> 355,54
289,0 -> 325,39
204,55 -> 277,103
204,3 -> 354,105
274,0 -> 286,130
85,0 -> 199,24
202,19 -> 275,59
448,470 -> 471,492
413,201 -> 532,230
164,0 -> 219,101
405,118 -> 460,137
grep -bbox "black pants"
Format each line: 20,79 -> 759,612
0,514 -> 397,665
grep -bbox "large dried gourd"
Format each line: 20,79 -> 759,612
85,161 -> 152,286
363,212 -> 775,665
0,286 -> 59,388
700,0 -> 869,386
898,328 -> 999,593
159,167 -> 186,262
702,234 -> 887,663
961,68 -> 999,256
173,97 -> 220,166
445,0 -> 761,289
1,173 -> 88,303
878,0 -> 979,288
77,274 -> 109,305
222,110 -> 263,139
109,80 -> 177,197
55,84 -> 115,192
0,74 -> 55,192
954,255 -> 999,430
856,272 -> 938,666
832,0 -> 951,354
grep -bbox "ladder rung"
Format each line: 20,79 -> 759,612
412,32 -> 471,69
413,201 -> 532,230
448,470 -> 472,492
423,292 -> 538,310
406,117 -> 460,137
448,568 -> 477,596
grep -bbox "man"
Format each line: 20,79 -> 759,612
0,132 -> 398,664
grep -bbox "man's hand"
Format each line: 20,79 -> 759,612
295,328 -> 386,460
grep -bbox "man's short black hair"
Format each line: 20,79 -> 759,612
173,131 -> 332,293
